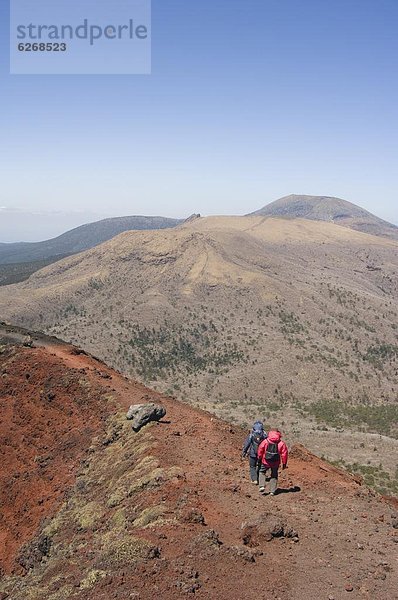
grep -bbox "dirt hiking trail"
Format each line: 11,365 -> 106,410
0,328 -> 397,599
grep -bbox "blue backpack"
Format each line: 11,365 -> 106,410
251,421 -> 266,453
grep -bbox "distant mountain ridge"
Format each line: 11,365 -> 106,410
0,215 -> 183,265
1,214 -> 397,459
248,194 -> 398,240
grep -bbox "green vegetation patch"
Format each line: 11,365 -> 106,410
331,459 -> 398,497
73,500 -> 104,529
132,505 -> 165,528
307,399 -> 398,438
125,321 -> 246,380
80,569 -> 107,590
0,256 -> 70,286
279,310 -> 305,335
106,455 -> 162,508
101,536 -> 158,567
362,343 -> 398,369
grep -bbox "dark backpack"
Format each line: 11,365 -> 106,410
265,441 -> 280,462
251,431 -> 264,454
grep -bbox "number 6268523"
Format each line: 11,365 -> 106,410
18,43 -> 67,52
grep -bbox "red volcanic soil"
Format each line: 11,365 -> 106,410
0,344 -> 117,575
1,334 -> 398,599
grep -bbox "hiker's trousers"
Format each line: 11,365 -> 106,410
249,456 -> 260,482
258,464 -> 279,493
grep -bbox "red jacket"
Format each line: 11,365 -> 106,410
257,430 -> 288,467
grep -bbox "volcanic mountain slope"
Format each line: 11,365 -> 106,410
0,216 -> 397,482
248,195 -> 398,240
0,215 -> 183,286
0,215 -> 183,265
0,326 -> 397,600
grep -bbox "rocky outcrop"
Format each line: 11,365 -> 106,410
183,213 -> 201,223
241,513 -> 298,546
17,535 -> 52,572
126,403 -> 166,432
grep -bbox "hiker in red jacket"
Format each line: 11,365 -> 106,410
257,430 -> 288,496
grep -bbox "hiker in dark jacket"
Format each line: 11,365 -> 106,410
242,421 -> 267,484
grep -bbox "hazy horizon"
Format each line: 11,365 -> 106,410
1,0 -> 397,241
1,192 -> 397,244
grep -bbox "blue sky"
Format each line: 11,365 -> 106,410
0,0 -> 397,239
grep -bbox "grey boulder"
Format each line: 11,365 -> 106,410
240,512 -> 298,546
126,403 -> 166,432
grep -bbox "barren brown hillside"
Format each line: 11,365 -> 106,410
0,216 -> 397,482
248,195 -> 398,240
1,327 -> 397,600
